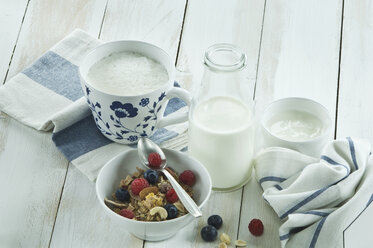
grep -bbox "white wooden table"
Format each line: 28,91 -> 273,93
1,0 -> 372,247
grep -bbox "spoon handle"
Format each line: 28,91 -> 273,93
162,169 -> 202,218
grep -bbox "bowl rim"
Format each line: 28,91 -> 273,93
95,148 -> 212,225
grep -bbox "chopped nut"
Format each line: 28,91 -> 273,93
174,201 -> 186,213
149,206 -> 168,220
139,186 -> 159,199
104,198 -> 128,209
136,167 -> 145,175
220,233 -> 231,244
127,204 -> 135,212
132,171 -> 140,177
235,240 -> 247,247
218,242 -> 227,248
139,205 -> 148,214
120,175 -> 133,187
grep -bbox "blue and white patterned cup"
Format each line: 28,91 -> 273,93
79,41 -> 191,144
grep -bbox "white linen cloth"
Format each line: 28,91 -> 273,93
0,30 -> 188,181
255,137 -> 373,248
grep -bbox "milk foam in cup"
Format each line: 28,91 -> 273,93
79,40 -> 191,144
87,51 -> 169,96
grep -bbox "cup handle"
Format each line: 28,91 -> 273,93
156,87 -> 192,128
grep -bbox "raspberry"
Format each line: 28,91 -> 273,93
131,178 -> 149,195
179,170 -> 196,186
148,152 -> 163,168
119,209 -> 134,219
166,188 -> 179,203
248,218 -> 264,236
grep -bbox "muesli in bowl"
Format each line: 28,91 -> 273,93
104,164 -> 196,221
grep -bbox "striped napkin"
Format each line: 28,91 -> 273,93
255,138 -> 373,248
0,29 -> 188,181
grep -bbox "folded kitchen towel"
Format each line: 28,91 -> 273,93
255,138 -> 373,248
0,29 -> 188,181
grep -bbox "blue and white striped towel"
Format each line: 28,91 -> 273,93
0,29 -> 189,181
255,138 -> 373,248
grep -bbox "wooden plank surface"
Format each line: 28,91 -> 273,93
176,0 -> 265,92
49,1 -> 187,247
5,0 -> 106,81
0,0 -> 29,84
337,0 -> 373,141
0,115 -> 70,248
238,0 -> 343,247
99,0 -> 187,62
0,0 -> 107,247
0,116 -> 68,248
148,0 -> 266,247
253,0 -> 342,118
336,1 -> 373,245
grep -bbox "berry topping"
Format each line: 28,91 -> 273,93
201,225 -> 218,242
115,188 -> 130,202
119,209 -> 134,219
144,169 -> 159,184
148,152 -> 162,168
131,178 -> 149,195
164,204 -> 178,219
208,214 -> 223,229
248,218 -> 264,236
179,170 -> 196,186
165,188 -> 179,203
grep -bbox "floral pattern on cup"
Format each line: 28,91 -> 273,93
85,86 -> 166,142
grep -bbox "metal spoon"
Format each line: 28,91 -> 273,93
137,137 -> 202,218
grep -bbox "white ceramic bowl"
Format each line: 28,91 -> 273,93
260,97 -> 332,157
96,148 -> 212,241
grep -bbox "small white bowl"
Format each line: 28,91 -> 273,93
96,148 -> 212,241
259,97 -> 332,157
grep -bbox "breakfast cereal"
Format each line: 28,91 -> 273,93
104,166 -> 195,222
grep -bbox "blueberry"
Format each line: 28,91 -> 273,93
207,215 -> 223,229
164,204 -> 178,219
115,188 -> 130,202
144,169 -> 159,184
200,225 -> 217,242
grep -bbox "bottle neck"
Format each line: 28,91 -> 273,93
203,43 -> 247,72
192,43 -> 253,112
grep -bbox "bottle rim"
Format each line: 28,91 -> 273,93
203,43 -> 247,72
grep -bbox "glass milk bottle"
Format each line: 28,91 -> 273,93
188,43 -> 255,191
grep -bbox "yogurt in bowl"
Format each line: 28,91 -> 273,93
260,97 -> 333,157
